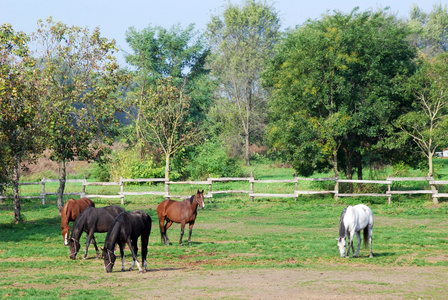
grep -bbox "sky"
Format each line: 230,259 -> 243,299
1,0 -> 445,66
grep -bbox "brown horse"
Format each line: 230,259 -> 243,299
61,198 -> 95,246
157,190 -> 205,246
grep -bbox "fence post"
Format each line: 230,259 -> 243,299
294,171 -> 298,202
334,177 -> 339,202
428,177 -> 438,204
387,177 -> 391,205
120,177 -> 124,205
250,172 -> 254,202
208,174 -> 212,203
81,176 -> 86,198
41,178 -> 46,205
165,179 -> 169,199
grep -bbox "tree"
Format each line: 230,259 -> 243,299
138,78 -> 198,179
0,23 -> 43,223
395,52 -> 448,178
206,0 -> 280,166
32,17 -> 128,213
407,3 -> 448,57
264,8 -> 417,181
124,24 -> 212,162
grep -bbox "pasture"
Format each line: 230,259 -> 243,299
1,194 -> 448,299
1,160 -> 448,299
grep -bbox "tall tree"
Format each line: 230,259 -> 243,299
139,78 -> 198,179
206,0 -> 280,166
264,8 -> 417,180
395,52 -> 448,178
0,23 -> 43,223
407,3 -> 448,57
32,17 -> 127,213
124,24 -> 211,161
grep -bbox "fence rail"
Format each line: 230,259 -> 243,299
1,173 -> 447,205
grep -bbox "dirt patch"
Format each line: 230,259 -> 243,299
105,265 -> 448,299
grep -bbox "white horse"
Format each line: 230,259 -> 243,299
336,204 -> 374,258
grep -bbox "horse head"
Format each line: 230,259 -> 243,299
336,237 -> 347,258
102,248 -> 116,273
69,238 -> 80,260
61,227 -> 71,246
195,190 -> 205,209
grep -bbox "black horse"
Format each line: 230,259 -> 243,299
102,210 -> 152,273
69,205 -> 125,260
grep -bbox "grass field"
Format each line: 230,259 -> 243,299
1,160 -> 448,299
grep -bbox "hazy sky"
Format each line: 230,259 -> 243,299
1,0 -> 444,66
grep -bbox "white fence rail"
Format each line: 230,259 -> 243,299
1,174 -> 447,205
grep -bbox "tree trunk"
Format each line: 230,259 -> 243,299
245,88 -> 251,166
333,151 -> 339,202
13,158 -> 21,224
165,153 -> 170,180
57,159 -> 66,215
428,153 -> 433,178
343,148 -> 354,193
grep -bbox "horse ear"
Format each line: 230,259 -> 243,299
68,227 -> 72,230
201,190 -> 204,193
335,238 -> 339,241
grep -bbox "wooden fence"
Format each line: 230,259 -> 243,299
1,174 -> 447,205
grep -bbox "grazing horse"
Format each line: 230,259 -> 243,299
61,198 -> 95,246
337,204 -> 374,258
69,205 -> 125,260
157,190 -> 205,246
102,210 -> 152,273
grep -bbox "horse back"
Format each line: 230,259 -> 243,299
61,198 -> 94,229
157,199 -> 194,223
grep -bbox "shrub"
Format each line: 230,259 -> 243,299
187,140 -> 243,179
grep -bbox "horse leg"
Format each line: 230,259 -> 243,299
354,231 -> 361,258
179,222 -> 186,246
164,221 -> 173,245
90,234 -> 100,259
347,232 -> 354,258
188,223 -> 194,246
83,232 -> 93,259
128,238 -> 142,272
140,234 -> 149,273
369,227 -> 373,258
159,216 -> 167,244
119,242 -> 126,272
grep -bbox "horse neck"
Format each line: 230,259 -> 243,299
104,221 -> 121,250
338,206 -> 351,238
61,203 -> 69,228
188,196 -> 199,211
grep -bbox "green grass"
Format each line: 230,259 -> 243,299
1,159 -> 448,298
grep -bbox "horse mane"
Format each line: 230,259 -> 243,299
104,212 -> 126,250
338,206 -> 349,238
61,199 -> 72,218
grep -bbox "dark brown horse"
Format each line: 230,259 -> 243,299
61,198 -> 95,246
69,205 -> 126,260
102,210 -> 152,273
157,190 -> 205,246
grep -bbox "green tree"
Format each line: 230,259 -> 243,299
264,8 -> 417,181
139,78 -> 198,179
407,3 -> 448,57
206,0 -> 280,166
33,17 -> 127,213
124,24 -> 212,162
395,52 -> 448,179
0,23 -> 43,223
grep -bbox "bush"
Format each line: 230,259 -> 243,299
187,140 -> 243,179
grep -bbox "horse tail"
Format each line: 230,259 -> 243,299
363,227 -> 369,249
